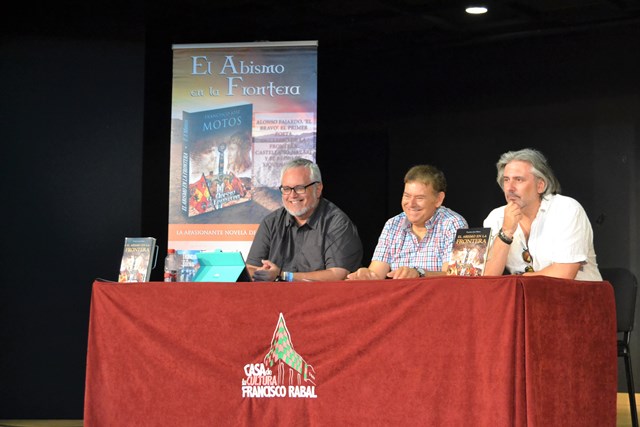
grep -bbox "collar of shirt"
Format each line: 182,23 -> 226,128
528,195 -> 553,229
538,194 -> 553,215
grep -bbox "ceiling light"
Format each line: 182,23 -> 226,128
466,6 -> 488,15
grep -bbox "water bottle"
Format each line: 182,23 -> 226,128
163,249 -> 178,282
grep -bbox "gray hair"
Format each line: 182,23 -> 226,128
496,148 -> 561,196
280,158 -> 322,183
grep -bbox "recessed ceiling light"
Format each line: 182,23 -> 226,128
466,6 -> 488,15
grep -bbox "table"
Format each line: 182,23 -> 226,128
83,276 -> 617,426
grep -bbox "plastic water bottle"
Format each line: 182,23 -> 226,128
163,249 -> 178,282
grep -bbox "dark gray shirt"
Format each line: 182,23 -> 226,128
247,198 -> 363,272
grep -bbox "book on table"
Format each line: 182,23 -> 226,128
447,227 -> 491,277
118,237 -> 158,283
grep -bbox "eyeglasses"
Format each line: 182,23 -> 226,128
279,181 -> 318,195
522,246 -> 534,273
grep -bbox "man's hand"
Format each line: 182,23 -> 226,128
387,266 -> 420,279
346,267 -> 382,281
252,260 -> 281,282
346,261 -> 390,281
502,201 -> 522,237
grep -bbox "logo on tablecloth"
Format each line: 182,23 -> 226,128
241,313 -> 317,399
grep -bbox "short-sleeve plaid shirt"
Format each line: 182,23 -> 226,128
372,206 -> 468,272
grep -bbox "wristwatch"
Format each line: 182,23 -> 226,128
415,267 -> 426,278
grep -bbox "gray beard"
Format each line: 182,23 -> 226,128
284,195 -> 319,218
285,205 -> 312,217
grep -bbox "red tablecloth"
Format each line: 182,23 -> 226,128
84,275 -> 616,426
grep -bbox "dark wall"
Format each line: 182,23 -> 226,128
1,23 -> 639,419
315,25 -> 640,265
1,37 -> 146,418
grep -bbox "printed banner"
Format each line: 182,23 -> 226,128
169,41 -> 318,256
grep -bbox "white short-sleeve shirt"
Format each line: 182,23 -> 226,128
483,194 -> 602,281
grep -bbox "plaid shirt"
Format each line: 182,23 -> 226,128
372,206 -> 467,272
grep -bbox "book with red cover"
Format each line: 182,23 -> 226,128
117,237 -> 158,282
447,227 -> 491,277
181,104 -> 253,217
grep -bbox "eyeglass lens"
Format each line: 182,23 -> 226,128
280,181 -> 317,195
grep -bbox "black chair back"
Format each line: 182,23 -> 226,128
601,267 -> 638,333
600,267 -> 639,427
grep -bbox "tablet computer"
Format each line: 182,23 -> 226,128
192,250 -> 251,282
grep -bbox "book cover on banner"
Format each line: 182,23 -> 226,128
181,104 -> 253,217
118,237 -> 158,283
447,228 -> 491,277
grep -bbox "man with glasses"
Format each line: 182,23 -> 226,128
347,164 -> 467,280
247,158 -> 363,282
483,148 -> 602,280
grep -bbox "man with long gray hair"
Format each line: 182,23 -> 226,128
483,148 -> 601,280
